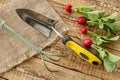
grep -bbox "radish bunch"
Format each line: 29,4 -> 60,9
65,4 -> 92,48
65,4 -> 120,72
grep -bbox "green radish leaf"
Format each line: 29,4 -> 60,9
79,6 -> 95,12
100,36 -> 119,43
89,31 -> 119,46
105,21 -> 120,31
108,53 -> 120,63
101,12 -> 117,23
96,48 -> 106,59
92,44 -> 120,72
72,6 -> 95,13
99,23 -> 104,29
103,57 -> 116,72
108,36 -> 119,41
87,12 -> 99,21
86,11 -> 104,21
106,12 -> 117,19
103,25 -> 116,34
87,21 -> 98,26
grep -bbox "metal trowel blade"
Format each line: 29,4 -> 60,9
32,23 -> 52,37
16,9 -> 57,37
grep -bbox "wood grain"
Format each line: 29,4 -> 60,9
1,0 -> 120,80
2,57 -> 102,80
34,0 -> 120,80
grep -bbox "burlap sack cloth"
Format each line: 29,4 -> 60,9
0,0 -> 68,73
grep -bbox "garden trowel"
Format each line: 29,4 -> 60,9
16,9 -> 102,65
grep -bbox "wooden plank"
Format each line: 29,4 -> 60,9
0,77 -> 7,80
0,0 -> 68,73
37,38 -> 120,80
2,58 -> 102,80
51,0 -> 120,13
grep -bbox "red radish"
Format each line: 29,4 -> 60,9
65,4 -> 72,12
77,16 -> 86,25
83,39 -> 92,48
80,27 -> 87,34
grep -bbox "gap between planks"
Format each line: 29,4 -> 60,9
0,77 -> 8,80
34,38 -> 120,80
47,0 -> 120,80
1,57 -> 102,80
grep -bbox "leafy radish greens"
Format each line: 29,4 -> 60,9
73,6 -> 120,34
73,6 -> 120,72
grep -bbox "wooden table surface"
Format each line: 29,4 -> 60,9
0,0 -> 120,80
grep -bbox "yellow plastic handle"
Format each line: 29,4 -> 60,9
62,36 -> 102,65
